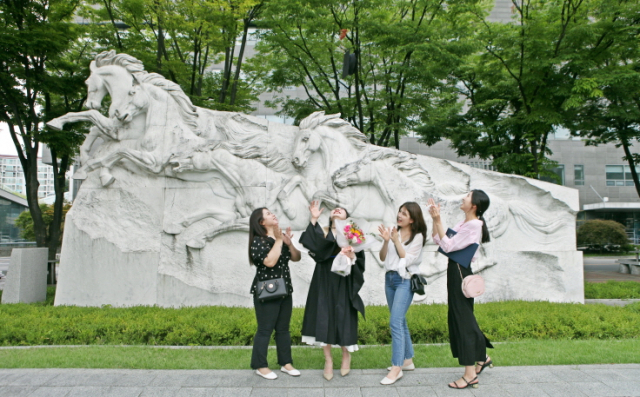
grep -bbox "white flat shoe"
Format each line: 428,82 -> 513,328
255,369 -> 277,380
380,370 -> 403,385
281,366 -> 301,377
387,363 -> 415,371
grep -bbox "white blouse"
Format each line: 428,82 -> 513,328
383,231 -> 424,279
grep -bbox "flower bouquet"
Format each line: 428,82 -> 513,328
331,218 -> 378,276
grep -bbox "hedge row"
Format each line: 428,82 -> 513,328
584,280 -> 640,299
1,289 -> 639,346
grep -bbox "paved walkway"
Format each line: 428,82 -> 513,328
1,364 -> 639,397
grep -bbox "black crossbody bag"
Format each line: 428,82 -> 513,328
410,274 -> 428,295
257,265 -> 288,302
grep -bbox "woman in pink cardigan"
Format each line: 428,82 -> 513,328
428,190 -> 493,390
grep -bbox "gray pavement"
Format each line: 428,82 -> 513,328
1,365 -> 639,397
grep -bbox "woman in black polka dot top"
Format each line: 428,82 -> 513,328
248,207 -> 302,380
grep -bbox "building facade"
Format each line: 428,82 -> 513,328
0,188 -> 28,243
0,155 -> 55,198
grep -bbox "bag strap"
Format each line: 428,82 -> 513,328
457,263 -> 464,281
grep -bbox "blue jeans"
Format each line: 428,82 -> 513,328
385,271 -> 415,367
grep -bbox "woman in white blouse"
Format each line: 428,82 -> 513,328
377,202 -> 427,385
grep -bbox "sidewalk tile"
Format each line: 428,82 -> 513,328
66,386 -> 143,397
287,388 -> 324,397
499,383 -> 551,397
45,373 -> 123,387
28,387 -> 72,397
139,387 -> 182,397
0,386 -> 37,397
174,388 -> 210,397
324,387 -> 363,397
538,382 -> 589,397
182,374 -> 221,387
395,385 -> 438,396
582,369 -> 634,383
601,381 -> 640,396
470,384 -> 510,397
361,386 -> 400,397
570,381 -> 622,397
210,388 -> 252,397
431,383 -> 476,396
249,388 -> 291,397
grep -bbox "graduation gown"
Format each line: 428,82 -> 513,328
300,222 -> 365,347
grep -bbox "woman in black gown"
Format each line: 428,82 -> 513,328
429,191 -> 494,389
299,201 -> 365,381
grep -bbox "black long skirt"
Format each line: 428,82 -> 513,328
447,259 -> 493,366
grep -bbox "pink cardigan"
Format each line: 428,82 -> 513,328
433,219 -> 483,262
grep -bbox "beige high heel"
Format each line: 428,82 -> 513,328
323,359 -> 333,381
340,351 -> 351,377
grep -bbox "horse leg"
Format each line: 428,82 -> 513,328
276,175 -> 308,219
47,110 -> 117,138
164,208 -> 236,235
186,219 -> 250,249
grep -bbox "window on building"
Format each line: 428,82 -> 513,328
606,165 -> 639,186
574,165 -> 584,186
541,165 -> 565,185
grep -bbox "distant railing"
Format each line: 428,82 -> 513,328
0,241 -> 37,248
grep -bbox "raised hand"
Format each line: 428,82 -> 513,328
282,227 -> 294,246
309,200 -> 324,221
428,198 -> 441,221
390,226 -> 399,243
274,226 -> 283,241
378,224 -> 391,242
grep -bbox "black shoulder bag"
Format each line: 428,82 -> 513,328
257,265 -> 289,302
410,274 -> 428,295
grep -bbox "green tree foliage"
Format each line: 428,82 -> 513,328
0,0 -> 84,258
82,0 -> 263,111
419,0 -> 614,178
564,0 -> 640,198
246,0 -> 488,148
14,203 -> 71,244
577,219 -> 630,252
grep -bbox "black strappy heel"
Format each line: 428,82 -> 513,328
448,376 -> 479,389
476,355 -> 494,375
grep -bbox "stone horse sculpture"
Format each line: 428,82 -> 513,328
52,51 -> 583,309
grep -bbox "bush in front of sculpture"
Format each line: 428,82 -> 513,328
1,289 -> 639,346
577,219 -> 634,253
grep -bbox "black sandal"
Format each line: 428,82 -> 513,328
476,355 -> 494,374
448,376 -> 479,389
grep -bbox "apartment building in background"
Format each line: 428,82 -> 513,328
0,155 -> 55,198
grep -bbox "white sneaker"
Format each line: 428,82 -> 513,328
255,369 -> 277,380
387,363 -> 415,371
280,366 -> 301,376
380,370 -> 403,385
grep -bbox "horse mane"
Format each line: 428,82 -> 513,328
368,147 -> 435,189
93,50 -> 199,132
139,73 -> 199,131
299,111 -> 368,150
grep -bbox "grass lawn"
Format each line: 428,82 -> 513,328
0,339 -> 638,370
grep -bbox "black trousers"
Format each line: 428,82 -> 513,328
251,294 -> 293,369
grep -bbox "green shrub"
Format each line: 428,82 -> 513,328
585,281 -> 640,299
1,294 -> 640,346
577,220 -> 631,252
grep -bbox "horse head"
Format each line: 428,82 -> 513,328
85,62 -> 109,110
332,158 -> 371,188
112,80 -> 150,124
292,127 -> 322,168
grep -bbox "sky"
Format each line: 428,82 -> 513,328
1,122 -> 43,156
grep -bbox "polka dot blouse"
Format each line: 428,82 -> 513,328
250,235 -> 293,295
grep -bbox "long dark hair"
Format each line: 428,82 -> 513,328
471,190 -> 491,243
248,207 -> 268,266
398,202 -> 427,246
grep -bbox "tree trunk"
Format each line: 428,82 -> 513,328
230,19 -> 250,106
621,139 -> 640,198
47,148 -> 69,261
